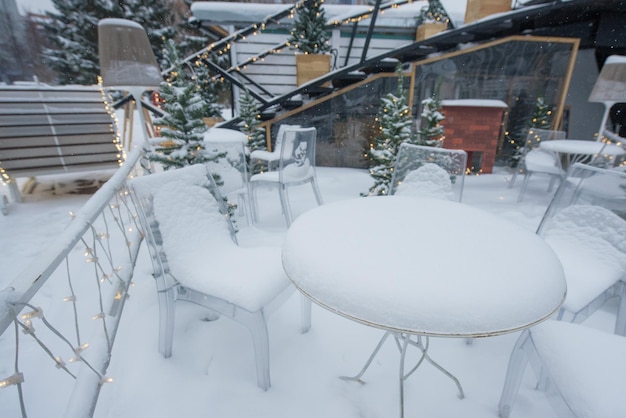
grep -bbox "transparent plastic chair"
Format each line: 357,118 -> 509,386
249,127 -> 323,226
499,320 -> 626,418
129,164 -> 311,391
511,128 -> 567,202
249,124 -> 301,173
390,143 -> 467,202
536,163 -> 626,334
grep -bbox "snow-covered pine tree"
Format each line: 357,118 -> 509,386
238,88 -> 266,153
363,67 -> 415,196
510,96 -> 553,166
416,0 -> 451,26
43,0 -> 121,84
42,0 -> 189,85
530,96 -> 552,129
149,40 -> 217,170
418,80 -> 445,147
287,0 -> 331,54
192,62 -> 223,119
121,0 -> 179,67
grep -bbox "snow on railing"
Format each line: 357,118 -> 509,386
0,148 -> 144,417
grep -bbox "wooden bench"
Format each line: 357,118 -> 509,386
0,83 -> 123,209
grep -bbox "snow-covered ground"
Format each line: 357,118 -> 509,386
0,157 -> 619,418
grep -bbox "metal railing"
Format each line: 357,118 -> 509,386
0,148 -> 144,417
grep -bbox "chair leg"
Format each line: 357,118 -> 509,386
311,178 -> 324,206
240,312 -> 272,391
301,294 -> 311,333
498,330 -> 531,418
517,172 -> 532,202
157,287 -> 177,358
278,184 -> 293,227
249,183 -> 260,223
615,283 -> 626,336
508,168 -> 520,189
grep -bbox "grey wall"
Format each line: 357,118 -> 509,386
564,49 -> 606,140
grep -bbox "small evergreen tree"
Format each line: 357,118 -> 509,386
121,0 -> 179,67
287,0 -> 331,54
192,62 -> 223,119
416,0 -> 451,26
418,80 -> 445,147
530,96 -> 552,129
511,96 -> 553,166
363,67 -> 415,196
149,40 -> 216,170
43,0 -> 121,84
238,88 -> 266,153
42,0 -> 189,85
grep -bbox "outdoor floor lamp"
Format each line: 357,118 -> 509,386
98,18 -> 162,150
588,55 -> 626,140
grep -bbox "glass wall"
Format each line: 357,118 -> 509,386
267,36 -> 579,168
411,36 -> 579,164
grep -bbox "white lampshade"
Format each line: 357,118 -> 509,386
589,55 -> 626,103
588,55 -> 626,139
97,18 -> 162,89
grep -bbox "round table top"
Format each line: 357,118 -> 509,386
540,139 -> 625,156
282,196 -> 567,337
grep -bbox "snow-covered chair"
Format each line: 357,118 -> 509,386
390,143 -> 467,201
129,164 -> 311,391
536,163 -> 626,335
498,320 -> 626,418
205,139 -> 253,224
249,124 -> 301,173
249,126 -> 323,226
512,128 -> 566,202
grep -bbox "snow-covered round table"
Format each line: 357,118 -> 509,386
540,139 -> 624,168
281,196 -> 566,417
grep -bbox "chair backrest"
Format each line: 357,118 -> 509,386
272,124 -> 301,154
537,163 -> 626,233
278,127 -> 318,184
204,140 -> 249,195
390,143 -> 468,201
537,163 -> 626,258
129,164 -> 238,289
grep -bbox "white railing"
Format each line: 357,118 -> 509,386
0,148 -> 144,417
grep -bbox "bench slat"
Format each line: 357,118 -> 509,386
0,133 -> 117,149
0,84 -> 124,196
1,143 -> 121,159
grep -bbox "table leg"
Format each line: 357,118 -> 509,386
340,331 -> 392,384
342,331 -> 465,418
397,333 -> 465,417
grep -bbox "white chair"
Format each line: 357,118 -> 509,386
205,139 -> 253,224
249,124 -> 300,173
498,320 -> 626,418
129,164 -> 311,391
512,128 -> 566,202
249,126 -> 323,226
390,143 -> 467,202
536,163 -> 626,335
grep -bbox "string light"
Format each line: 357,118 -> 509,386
0,373 -> 24,389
